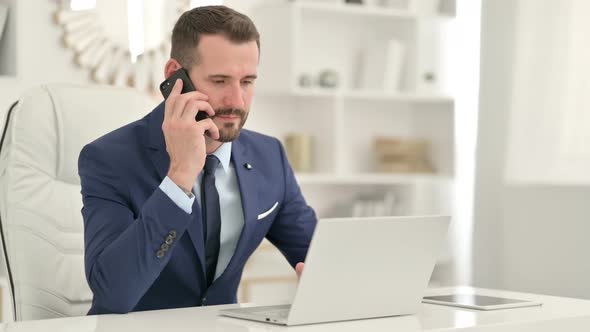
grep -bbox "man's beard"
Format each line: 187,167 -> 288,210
213,108 -> 248,142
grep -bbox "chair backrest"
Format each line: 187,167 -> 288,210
0,84 -> 153,321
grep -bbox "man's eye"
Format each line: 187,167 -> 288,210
242,80 -> 253,85
214,80 -> 225,84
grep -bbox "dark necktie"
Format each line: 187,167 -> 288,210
201,155 -> 221,287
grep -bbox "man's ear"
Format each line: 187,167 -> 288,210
164,59 -> 182,79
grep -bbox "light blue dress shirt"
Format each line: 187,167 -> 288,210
159,142 -> 244,280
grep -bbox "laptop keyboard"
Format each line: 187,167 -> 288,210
264,309 -> 289,319
241,304 -> 291,319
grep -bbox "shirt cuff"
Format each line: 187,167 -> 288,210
159,176 -> 195,214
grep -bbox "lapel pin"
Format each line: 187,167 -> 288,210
244,163 -> 252,170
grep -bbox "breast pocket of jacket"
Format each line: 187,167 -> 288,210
257,201 -> 279,221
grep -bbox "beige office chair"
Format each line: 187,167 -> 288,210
0,84 -> 153,321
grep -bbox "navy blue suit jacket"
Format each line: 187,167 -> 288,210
78,102 -> 317,315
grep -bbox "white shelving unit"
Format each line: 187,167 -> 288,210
248,1 -> 455,186
287,1 -> 418,19
261,87 -> 453,102
284,1 -> 456,19
240,0 -> 456,303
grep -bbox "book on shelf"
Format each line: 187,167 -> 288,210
356,37 -> 406,93
383,39 -> 406,92
374,137 -> 435,173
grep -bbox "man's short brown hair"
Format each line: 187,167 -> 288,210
171,5 -> 260,69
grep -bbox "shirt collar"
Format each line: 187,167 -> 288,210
211,142 -> 232,173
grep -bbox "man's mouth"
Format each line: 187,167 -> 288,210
214,109 -> 244,121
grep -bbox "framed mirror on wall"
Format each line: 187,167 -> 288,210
54,0 -> 191,93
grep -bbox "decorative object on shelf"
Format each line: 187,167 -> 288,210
419,70 -> 437,91
298,73 -> 314,88
284,134 -> 313,173
53,1 -> 189,93
357,38 -> 406,92
412,19 -> 444,93
0,4 -> 8,41
317,69 -> 340,88
374,137 -> 434,173
383,39 -> 406,92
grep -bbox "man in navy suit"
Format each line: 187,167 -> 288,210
78,6 -> 317,315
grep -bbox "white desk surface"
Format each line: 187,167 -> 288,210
2,287 -> 590,331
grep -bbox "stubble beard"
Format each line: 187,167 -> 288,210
215,108 -> 249,142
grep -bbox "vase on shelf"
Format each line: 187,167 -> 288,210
285,134 -> 314,173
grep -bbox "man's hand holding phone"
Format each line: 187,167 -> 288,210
162,79 -> 219,193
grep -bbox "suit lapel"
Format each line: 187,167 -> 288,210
146,103 -> 169,180
232,136 -> 258,227
146,102 -> 206,275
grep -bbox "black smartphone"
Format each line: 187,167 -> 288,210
159,68 -> 209,121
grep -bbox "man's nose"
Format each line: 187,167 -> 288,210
223,83 -> 245,109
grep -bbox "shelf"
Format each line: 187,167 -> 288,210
295,173 -> 452,185
290,2 -> 455,20
260,88 -> 453,103
343,89 -> 452,103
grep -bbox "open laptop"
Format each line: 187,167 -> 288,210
219,215 -> 450,326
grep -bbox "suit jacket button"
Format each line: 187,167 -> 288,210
201,297 -> 207,305
160,243 -> 169,251
156,250 -> 165,259
169,230 -> 177,238
165,235 -> 174,245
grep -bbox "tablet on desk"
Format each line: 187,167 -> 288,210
422,294 -> 542,310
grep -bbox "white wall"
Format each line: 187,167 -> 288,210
0,0 -> 264,119
473,0 -> 590,299
0,0 -> 96,119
